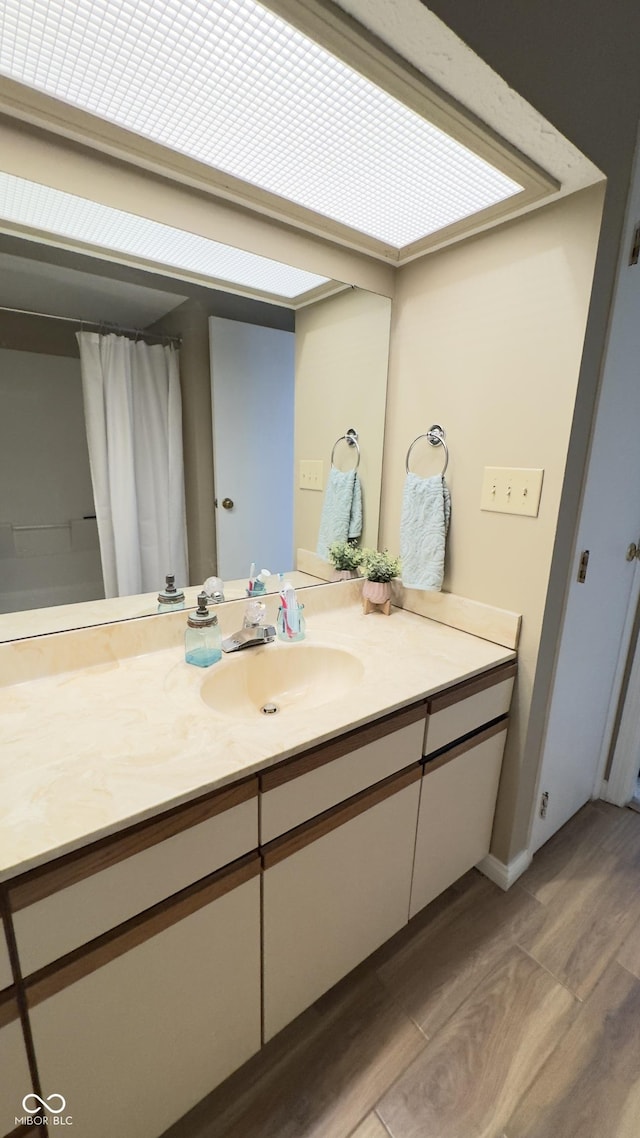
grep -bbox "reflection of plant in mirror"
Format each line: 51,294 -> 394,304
361,549 -> 401,582
328,541 -> 364,571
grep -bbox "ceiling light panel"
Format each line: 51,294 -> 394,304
0,0 -> 523,248
0,171 -> 330,298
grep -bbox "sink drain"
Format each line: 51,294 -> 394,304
261,702 -> 280,715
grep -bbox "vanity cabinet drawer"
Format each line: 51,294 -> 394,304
410,721 -> 507,918
9,777 -> 258,976
0,921 -> 12,992
262,765 -> 421,1041
424,661 -> 516,755
27,854 -> 261,1138
0,992 -> 32,1136
260,702 -> 426,843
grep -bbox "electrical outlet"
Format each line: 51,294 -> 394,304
299,460 -> 324,491
480,467 -> 544,517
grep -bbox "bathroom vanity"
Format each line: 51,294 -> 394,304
0,582 -> 517,1137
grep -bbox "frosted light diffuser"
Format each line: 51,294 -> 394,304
0,172 -> 330,299
0,0 -> 524,248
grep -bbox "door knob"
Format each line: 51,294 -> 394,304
626,542 -> 639,561
222,497 -> 234,510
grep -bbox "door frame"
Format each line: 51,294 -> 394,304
601,565 -> 640,805
525,120 -> 640,854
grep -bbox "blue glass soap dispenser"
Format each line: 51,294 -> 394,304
185,592 -> 222,668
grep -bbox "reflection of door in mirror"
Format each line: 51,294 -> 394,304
210,318 -> 295,580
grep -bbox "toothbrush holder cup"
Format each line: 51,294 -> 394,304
277,603 -> 306,642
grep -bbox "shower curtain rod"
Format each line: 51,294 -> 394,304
0,304 -> 181,346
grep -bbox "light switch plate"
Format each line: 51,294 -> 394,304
481,467 -> 544,516
299,460 -> 324,491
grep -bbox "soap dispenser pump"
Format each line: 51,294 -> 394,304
185,592 -> 222,668
157,574 -> 185,613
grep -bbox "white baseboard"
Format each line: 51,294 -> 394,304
476,849 -> 532,891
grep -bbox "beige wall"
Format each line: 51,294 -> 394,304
294,288 -> 391,555
380,185 -> 605,860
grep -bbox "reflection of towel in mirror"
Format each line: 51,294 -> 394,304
400,473 -> 451,591
316,468 -> 363,559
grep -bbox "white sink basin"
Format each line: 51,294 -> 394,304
200,643 -> 364,717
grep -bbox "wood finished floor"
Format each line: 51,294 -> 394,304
163,801 -> 640,1138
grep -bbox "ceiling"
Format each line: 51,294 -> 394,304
331,0 -> 603,200
0,0 -> 564,267
0,0 -> 604,298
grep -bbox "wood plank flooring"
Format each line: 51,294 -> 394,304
162,801 -> 640,1138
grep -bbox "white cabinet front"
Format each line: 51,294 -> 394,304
12,785 -> 258,976
261,714 -> 424,843
263,771 -> 421,1041
410,723 -> 507,918
28,868 -> 261,1138
0,1006 -> 32,1136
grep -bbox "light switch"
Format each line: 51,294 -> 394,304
480,467 -> 544,516
299,460 -> 324,491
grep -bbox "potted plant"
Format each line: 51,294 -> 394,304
360,549 -> 401,614
327,540 -> 364,581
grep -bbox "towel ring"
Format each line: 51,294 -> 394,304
406,424 -> 449,476
331,428 -> 361,471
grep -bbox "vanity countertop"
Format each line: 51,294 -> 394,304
0,590 -> 516,882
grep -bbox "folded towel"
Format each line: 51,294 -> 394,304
400,473 -> 451,591
316,467 -> 363,559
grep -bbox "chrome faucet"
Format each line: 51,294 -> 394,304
222,600 -> 276,653
202,576 -> 225,604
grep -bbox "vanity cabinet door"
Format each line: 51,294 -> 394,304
27,854 -> 261,1138
262,765 -> 421,1041
410,721 -> 507,918
260,702 -> 426,843
0,994 -> 32,1136
10,777 -> 258,976
424,661 -> 516,755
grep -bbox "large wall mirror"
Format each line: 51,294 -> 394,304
0,202 -> 391,643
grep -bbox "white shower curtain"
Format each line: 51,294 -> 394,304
77,331 -> 188,599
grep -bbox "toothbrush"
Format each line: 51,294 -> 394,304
279,580 -> 293,637
248,562 -> 256,595
282,580 -> 298,637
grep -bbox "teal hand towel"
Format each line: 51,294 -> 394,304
400,473 -> 451,591
316,468 -> 363,559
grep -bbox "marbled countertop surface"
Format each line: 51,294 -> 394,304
0,589 -> 515,882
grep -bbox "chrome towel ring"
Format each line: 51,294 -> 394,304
331,427 -> 360,470
406,424 -> 448,476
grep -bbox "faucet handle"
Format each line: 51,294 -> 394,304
244,599 -> 267,628
203,576 -> 225,603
